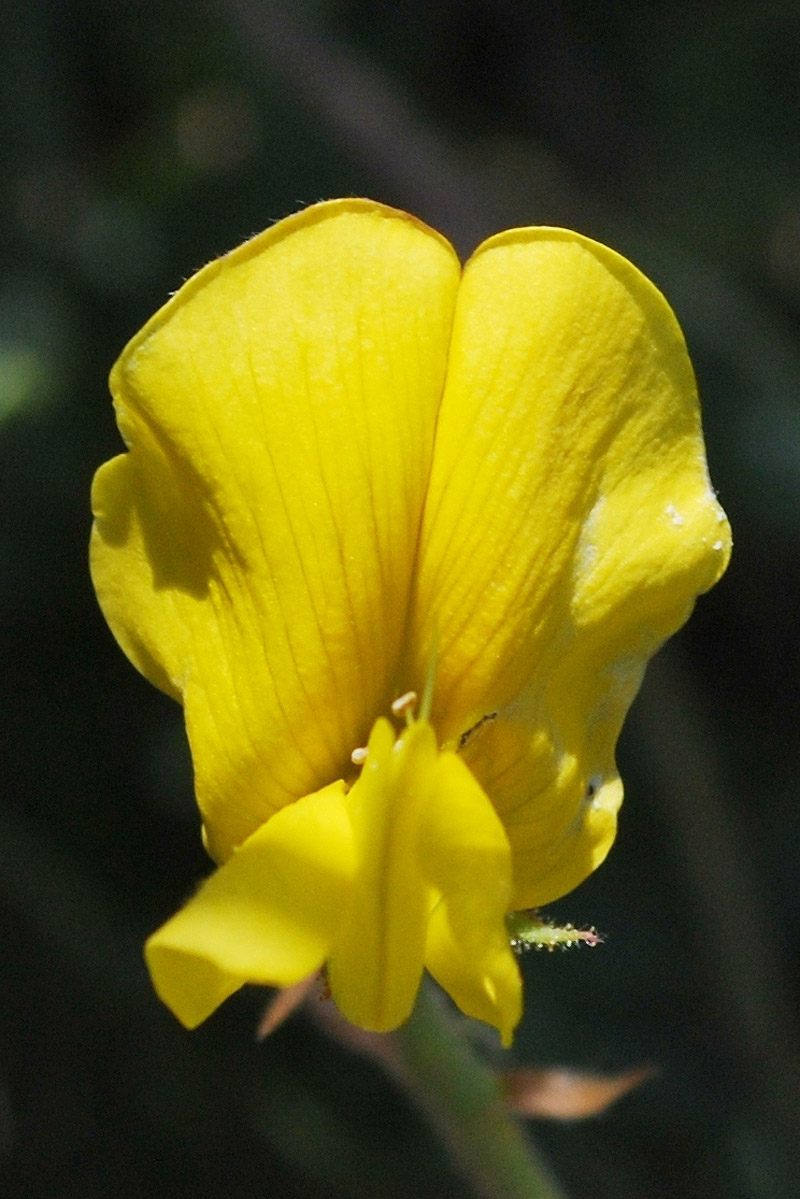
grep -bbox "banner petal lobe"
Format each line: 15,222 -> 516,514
411,228 -> 730,906
91,200 -> 460,859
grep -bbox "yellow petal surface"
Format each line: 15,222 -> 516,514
145,781 -> 353,1028
328,718 -> 434,1032
425,902 -> 520,1048
90,200 -> 460,861
421,752 -> 521,1045
410,228 -> 731,908
329,719 -> 520,1042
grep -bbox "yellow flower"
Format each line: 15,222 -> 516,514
90,199 -> 730,1046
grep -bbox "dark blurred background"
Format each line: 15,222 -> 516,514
2,2 -> 800,1196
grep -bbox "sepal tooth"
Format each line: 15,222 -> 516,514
506,910 -> 602,954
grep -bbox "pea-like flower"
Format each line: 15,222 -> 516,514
90,199 -> 730,1045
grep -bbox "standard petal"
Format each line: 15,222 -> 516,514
145,781 -> 354,1028
90,200 -> 460,859
410,228 -> 731,907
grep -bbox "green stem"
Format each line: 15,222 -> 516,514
391,982 -> 568,1199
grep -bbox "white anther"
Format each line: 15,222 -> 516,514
391,690 -> 418,717
350,746 -> 368,766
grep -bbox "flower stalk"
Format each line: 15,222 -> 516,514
392,981 -> 567,1199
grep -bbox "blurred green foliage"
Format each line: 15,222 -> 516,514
2,2 -> 800,1196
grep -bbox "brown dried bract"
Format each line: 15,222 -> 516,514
502,1064 -> 657,1120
